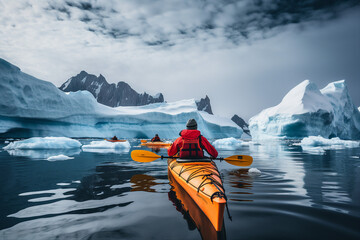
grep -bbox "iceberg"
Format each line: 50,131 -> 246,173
47,155 -> 74,161
3,137 -> 82,150
249,80 -> 360,140
300,136 -> 359,148
212,137 -> 244,150
299,136 -> 359,155
82,140 -> 131,153
0,58 -> 242,139
248,168 -> 261,175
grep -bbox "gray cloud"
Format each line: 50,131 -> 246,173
0,0 -> 359,120
42,0 -> 360,45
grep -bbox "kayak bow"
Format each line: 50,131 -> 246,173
167,158 -> 226,232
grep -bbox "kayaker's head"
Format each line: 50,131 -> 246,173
186,119 -> 197,130
155,134 -> 159,137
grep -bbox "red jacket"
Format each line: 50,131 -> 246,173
168,130 -> 218,158
151,136 -> 161,142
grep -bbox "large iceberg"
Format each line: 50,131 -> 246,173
249,80 -> 360,140
0,58 -> 242,138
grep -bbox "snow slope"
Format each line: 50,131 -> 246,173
249,80 -> 360,140
0,58 -> 242,138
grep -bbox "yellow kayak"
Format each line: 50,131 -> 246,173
167,158 -> 226,232
141,141 -> 172,148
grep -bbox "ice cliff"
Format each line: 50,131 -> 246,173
0,58 -> 242,138
249,80 -> 360,140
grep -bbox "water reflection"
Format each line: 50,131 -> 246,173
168,172 -> 227,240
130,174 -> 161,192
227,169 -> 253,202
5,148 -> 81,160
71,163 -> 148,201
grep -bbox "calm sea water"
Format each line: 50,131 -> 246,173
0,139 -> 359,240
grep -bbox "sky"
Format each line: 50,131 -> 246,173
0,0 -> 359,120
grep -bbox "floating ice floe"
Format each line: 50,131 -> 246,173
212,137 -> 243,150
47,155 -> 74,161
248,168 -> 261,175
212,137 -> 260,150
56,183 -> 71,186
300,136 -> 359,148
299,136 -> 359,154
3,137 -> 82,150
5,149 -> 81,160
82,140 -> 131,153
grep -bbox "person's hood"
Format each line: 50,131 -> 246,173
180,129 -> 201,139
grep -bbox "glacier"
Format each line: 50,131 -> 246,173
249,80 -> 360,140
0,58 -> 242,138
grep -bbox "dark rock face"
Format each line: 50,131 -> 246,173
231,114 -> 250,135
196,95 -> 213,115
59,71 -> 164,107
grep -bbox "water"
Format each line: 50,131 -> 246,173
0,139 -> 359,239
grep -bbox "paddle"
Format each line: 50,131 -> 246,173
140,140 -> 148,143
131,150 -> 253,167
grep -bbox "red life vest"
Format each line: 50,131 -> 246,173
179,137 -> 204,159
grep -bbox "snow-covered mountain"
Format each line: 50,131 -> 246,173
0,58 -> 242,138
249,80 -> 360,140
59,71 -> 164,107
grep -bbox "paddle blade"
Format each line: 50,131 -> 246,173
131,150 -> 161,163
223,155 -> 253,167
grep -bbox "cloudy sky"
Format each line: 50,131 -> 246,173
0,0 -> 359,120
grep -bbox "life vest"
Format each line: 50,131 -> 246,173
179,136 -> 204,158
152,136 -> 161,142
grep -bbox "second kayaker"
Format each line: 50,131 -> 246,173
151,134 -> 161,142
168,119 -> 218,159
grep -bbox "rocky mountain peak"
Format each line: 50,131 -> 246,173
196,95 -> 213,115
59,72 -> 164,107
231,114 -> 250,135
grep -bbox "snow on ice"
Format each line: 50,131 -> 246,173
249,80 -> 360,140
0,58 -> 242,139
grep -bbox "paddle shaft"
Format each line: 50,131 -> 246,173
159,155 -> 225,161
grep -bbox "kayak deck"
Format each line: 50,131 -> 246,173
167,158 -> 226,231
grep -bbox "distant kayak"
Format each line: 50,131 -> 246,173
104,139 -> 127,142
141,141 -> 172,148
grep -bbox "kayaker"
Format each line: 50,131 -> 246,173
151,134 -> 161,142
168,119 -> 218,159
111,136 -> 118,140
